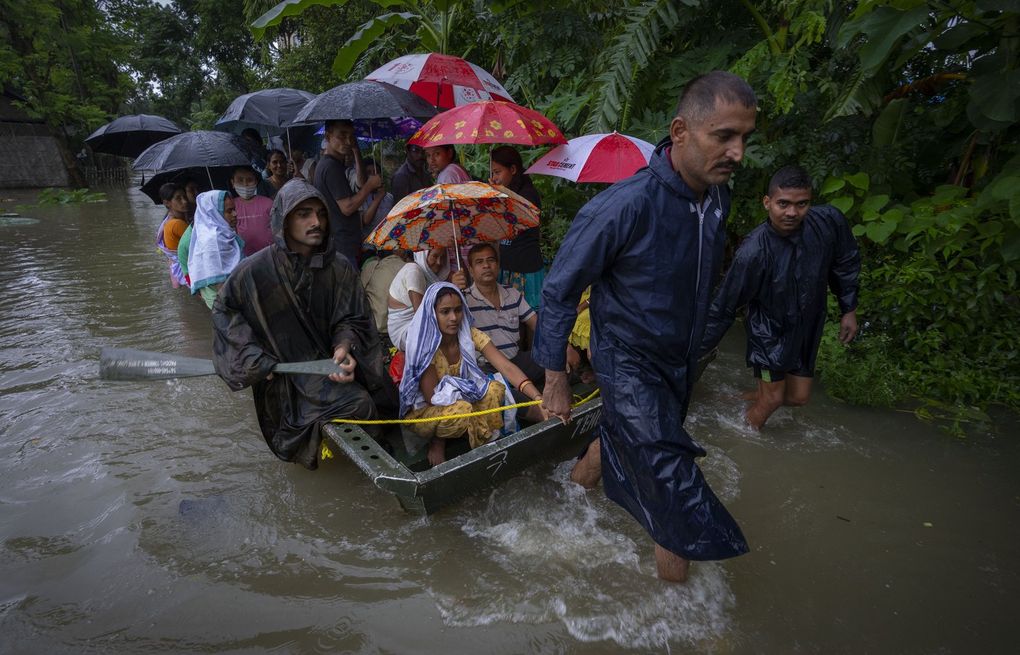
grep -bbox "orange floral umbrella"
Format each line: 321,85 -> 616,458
407,100 -> 567,147
365,182 -> 540,265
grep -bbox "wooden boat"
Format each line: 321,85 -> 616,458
321,396 -> 603,515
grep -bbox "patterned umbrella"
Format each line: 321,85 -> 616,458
366,53 -> 513,109
366,182 -> 540,264
525,132 -> 656,183
408,101 -> 567,147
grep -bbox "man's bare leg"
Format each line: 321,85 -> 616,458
745,378 -> 786,429
783,374 -> 813,407
569,437 -> 602,488
654,543 -> 690,583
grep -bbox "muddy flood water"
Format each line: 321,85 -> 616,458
0,185 -> 1017,654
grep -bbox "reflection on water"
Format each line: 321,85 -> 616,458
0,186 -> 1017,653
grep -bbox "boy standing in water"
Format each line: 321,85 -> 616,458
700,165 -> 860,429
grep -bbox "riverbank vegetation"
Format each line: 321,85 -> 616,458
2,0 -> 1016,430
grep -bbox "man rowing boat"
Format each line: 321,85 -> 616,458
211,179 -> 393,468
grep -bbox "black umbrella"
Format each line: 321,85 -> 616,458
214,87 -> 316,134
85,114 -> 182,158
292,80 -> 437,125
133,131 -> 262,187
139,167 -> 235,204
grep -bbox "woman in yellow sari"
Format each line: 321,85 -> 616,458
399,282 -> 548,466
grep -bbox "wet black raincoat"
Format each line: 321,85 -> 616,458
212,179 -> 392,469
533,141 -> 748,561
700,205 -> 860,374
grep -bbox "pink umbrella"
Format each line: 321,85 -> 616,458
525,132 -> 656,183
365,53 -> 514,109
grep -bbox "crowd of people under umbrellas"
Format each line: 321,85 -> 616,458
147,70 -> 860,585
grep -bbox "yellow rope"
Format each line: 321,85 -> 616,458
328,387 -> 600,426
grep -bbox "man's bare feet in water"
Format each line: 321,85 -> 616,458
569,437 -> 602,488
427,438 -> 447,467
654,543 -> 690,583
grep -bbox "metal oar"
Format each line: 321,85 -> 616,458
99,348 -> 344,381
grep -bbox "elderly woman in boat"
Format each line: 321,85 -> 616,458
399,282 -> 549,466
386,246 -> 465,351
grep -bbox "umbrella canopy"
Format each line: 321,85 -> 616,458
409,101 -> 567,147
365,53 -> 514,109
314,116 -> 424,142
139,167 -> 234,204
132,131 -> 260,172
366,182 -> 540,253
214,87 -> 316,135
292,80 -> 437,127
85,114 -> 182,158
525,132 -> 655,183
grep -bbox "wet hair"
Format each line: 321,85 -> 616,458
159,182 -> 184,202
767,165 -> 813,196
433,286 -> 461,307
231,165 -> 258,180
675,71 -> 757,125
324,119 -> 354,135
468,242 -> 498,264
240,127 -> 263,143
429,144 -> 458,162
490,145 -> 526,180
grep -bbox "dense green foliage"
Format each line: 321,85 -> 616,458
5,0 -> 1018,428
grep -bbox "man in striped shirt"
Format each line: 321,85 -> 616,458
464,243 -> 546,396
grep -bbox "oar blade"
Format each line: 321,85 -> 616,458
271,359 -> 343,376
99,348 -> 217,380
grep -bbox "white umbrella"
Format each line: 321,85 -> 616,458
526,132 -> 655,184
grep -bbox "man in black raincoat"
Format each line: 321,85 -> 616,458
700,165 -> 860,429
534,71 -> 757,582
212,179 -> 392,469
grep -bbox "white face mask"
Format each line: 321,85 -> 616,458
234,184 -> 256,200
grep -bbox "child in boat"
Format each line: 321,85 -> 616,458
399,282 -> 548,466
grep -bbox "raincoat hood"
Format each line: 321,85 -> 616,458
270,178 -> 334,256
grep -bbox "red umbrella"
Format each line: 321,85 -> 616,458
525,132 -> 655,183
408,101 -> 567,147
365,53 -> 513,109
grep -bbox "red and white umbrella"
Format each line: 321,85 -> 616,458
365,53 -> 514,109
525,132 -> 656,183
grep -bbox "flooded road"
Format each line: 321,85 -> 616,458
1,185 -> 1017,653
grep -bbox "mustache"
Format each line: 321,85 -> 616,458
716,160 -> 740,170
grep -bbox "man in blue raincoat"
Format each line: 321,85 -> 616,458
700,165 -> 860,429
534,71 -> 757,582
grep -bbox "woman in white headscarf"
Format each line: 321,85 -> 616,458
386,246 -> 465,351
399,282 -> 546,466
186,190 -> 244,309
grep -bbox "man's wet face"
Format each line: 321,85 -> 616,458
223,195 -> 238,230
468,246 -> 499,285
407,145 -> 425,166
326,124 -> 355,156
672,100 -> 757,195
764,187 -> 812,236
285,198 -> 329,252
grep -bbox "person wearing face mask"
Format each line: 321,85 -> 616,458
230,166 -> 275,257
